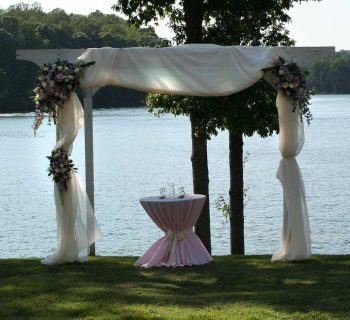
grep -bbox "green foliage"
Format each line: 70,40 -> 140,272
216,151 -> 250,223
147,79 -> 279,138
0,255 -> 349,319
215,194 -> 231,222
308,50 -> 350,94
0,3 -> 168,113
147,94 -> 224,138
118,0 -> 315,137
114,0 -> 317,45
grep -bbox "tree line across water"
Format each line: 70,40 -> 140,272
308,50 -> 350,94
0,3 -> 168,113
0,3 -> 349,114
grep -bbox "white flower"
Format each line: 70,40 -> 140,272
282,83 -> 289,89
41,81 -> 47,88
57,66 -> 63,71
279,70 -> 284,75
74,67 -> 80,73
49,80 -> 55,87
52,64 -> 57,69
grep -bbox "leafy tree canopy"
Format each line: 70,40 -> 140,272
308,50 -> 350,94
115,0 -> 318,136
0,3 -> 168,113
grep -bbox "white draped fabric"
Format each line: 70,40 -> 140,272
47,44 -> 309,262
79,45 -> 289,96
76,45 -> 311,262
42,93 -> 101,265
271,92 -> 311,262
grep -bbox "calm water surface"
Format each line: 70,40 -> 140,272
0,95 -> 349,258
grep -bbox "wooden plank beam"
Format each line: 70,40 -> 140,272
16,46 -> 335,69
16,49 -> 86,67
277,46 -> 335,68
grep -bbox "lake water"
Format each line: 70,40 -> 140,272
0,95 -> 349,258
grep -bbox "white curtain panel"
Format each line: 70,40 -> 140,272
272,93 -> 311,261
42,93 -> 101,265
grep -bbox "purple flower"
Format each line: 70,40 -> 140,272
49,70 -> 55,80
45,86 -> 54,95
33,59 -> 95,134
55,73 -> 64,81
286,74 -> 294,82
269,57 -> 314,124
46,147 -> 78,192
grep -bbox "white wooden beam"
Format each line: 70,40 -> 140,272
16,49 -> 86,67
16,46 -> 335,69
277,46 -> 335,68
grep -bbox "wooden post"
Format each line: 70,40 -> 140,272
83,88 -> 95,256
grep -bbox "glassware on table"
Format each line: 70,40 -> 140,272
168,183 -> 175,196
178,186 -> 185,198
159,187 -> 167,199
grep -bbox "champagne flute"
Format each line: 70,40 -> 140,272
178,186 -> 185,198
159,187 -> 167,199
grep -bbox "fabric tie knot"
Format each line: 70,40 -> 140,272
165,229 -> 193,266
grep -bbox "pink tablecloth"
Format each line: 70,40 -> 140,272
134,194 -> 213,268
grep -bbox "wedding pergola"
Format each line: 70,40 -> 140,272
17,45 -> 334,264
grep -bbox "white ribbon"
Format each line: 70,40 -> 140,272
165,229 -> 193,266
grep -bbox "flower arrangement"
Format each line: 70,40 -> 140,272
32,59 -> 95,134
47,148 -> 77,192
269,57 -> 314,124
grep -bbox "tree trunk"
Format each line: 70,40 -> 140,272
183,0 -> 204,43
229,131 -> 244,254
190,112 -> 211,253
183,0 -> 211,253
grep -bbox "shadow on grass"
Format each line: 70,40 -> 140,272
0,255 -> 349,319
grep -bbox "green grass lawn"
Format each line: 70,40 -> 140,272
0,255 -> 349,320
